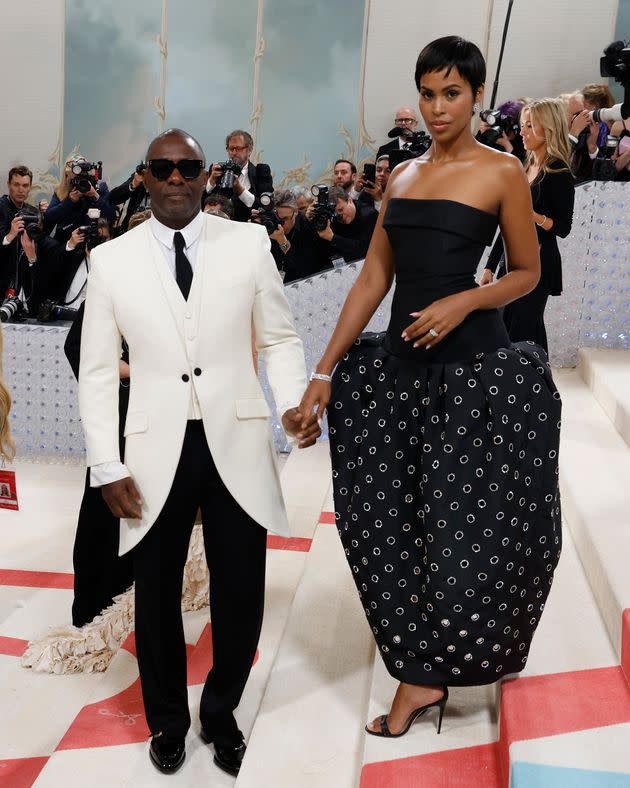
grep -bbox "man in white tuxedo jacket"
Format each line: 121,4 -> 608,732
78,129 -> 319,777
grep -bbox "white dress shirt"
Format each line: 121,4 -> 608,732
90,211 -> 204,488
64,255 -> 89,307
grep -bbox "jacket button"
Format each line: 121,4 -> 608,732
181,374 -> 190,382
194,367 -> 202,376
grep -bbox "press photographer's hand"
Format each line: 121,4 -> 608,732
317,220 -> 334,241
6,215 -> 25,243
68,228 -> 86,250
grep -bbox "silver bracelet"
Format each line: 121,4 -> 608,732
310,371 -> 332,383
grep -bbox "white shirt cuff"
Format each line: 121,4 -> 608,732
239,190 -> 255,208
568,134 -> 579,145
90,461 -> 130,487
2,236 -> 10,246
349,187 -> 360,200
588,148 -> 599,160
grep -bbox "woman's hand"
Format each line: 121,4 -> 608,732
402,291 -> 474,349
68,188 -> 82,203
479,268 -> 493,286
298,379 -> 331,431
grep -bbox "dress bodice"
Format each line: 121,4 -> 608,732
382,198 -> 509,362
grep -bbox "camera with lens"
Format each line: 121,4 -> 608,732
309,185 -> 336,232
16,209 -> 43,241
588,40 -> 630,125
216,160 -> 243,196
477,109 -> 519,148
36,299 -> 78,323
135,162 -> 147,175
253,193 -> 282,236
387,129 -> 432,169
75,208 -> 105,249
70,161 -> 103,194
0,293 -> 25,323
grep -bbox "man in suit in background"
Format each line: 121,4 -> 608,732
79,128 -> 319,777
375,106 -> 419,160
205,129 -> 272,222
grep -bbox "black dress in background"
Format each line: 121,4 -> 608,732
486,162 -> 575,353
328,199 -> 562,686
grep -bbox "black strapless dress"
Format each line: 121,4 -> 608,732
327,199 -> 562,686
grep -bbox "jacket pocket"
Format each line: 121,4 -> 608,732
123,411 -> 148,436
235,398 -> 271,419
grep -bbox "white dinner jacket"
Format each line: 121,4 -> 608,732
79,214 -> 307,555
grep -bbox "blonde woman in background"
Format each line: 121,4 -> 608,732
0,324 -> 15,462
482,98 -> 575,353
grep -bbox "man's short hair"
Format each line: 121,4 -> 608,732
204,193 -> 234,218
8,165 -> 33,184
145,128 -> 205,164
329,186 -> 351,203
272,189 -> 297,210
225,129 -> 254,149
334,159 -> 357,174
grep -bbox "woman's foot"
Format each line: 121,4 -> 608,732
366,682 -> 446,735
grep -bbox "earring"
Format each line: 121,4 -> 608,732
473,102 -> 481,113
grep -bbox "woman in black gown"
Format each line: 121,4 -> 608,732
481,99 -> 575,353
298,36 -> 562,737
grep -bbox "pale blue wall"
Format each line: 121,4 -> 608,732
62,0 -> 367,192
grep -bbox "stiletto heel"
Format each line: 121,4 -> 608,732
366,686 -> 448,738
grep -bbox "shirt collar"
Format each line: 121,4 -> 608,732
149,210 -> 204,250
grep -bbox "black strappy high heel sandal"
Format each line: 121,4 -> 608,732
365,686 -> 449,738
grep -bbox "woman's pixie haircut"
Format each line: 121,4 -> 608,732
415,36 -> 486,97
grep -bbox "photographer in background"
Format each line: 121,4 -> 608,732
351,155 -> 391,211
0,166 -> 38,246
45,215 -> 112,315
476,100 -> 525,161
0,210 -> 61,321
43,154 -> 114,244
570,83 -> 615,183
333,159 -> 357,195
376,107 -> 419,160
107,164 -> 150,234
206,130 -> 273,221
308,185 -> 377,264
293,186 -> 314,215
253,189 -> 331,283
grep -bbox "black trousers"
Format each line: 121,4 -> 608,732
132,420 -> 267,739
502,278 -> 550,354
72,385 -> 133,627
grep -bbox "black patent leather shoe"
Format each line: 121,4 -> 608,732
201,728 -> 247,777
149,734 -> 186,774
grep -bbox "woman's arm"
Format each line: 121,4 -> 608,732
42,193 -> 71,231
534,170 -> 575,237
312,184 -> 397,376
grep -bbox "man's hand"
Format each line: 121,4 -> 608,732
281,407 -> 321,449
119,360 -> 130,379
270,225 -> 287,244
5,215 -> 25,243
208,163 -> 223,188
495,131 -> 514,153
68,228 -> 86,250
233,177 -> 245,196
317,221 -> 334,242
570,110 -> 591,137
20,231 -> 37,263
101,476 -> 143,519
131,171 -> 144,189
38,200 -> 49,213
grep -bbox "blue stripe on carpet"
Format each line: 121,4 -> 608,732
511,762 -> 630,787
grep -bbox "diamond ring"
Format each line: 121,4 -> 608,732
429,328 -> 439,338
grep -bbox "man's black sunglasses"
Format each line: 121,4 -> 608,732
146,159 -> 205,180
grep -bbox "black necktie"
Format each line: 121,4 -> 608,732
173,231 -> 193,300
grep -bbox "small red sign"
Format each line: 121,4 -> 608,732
0,470 -> 19,511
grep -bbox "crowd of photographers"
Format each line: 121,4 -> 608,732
1,77 -> 628,325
